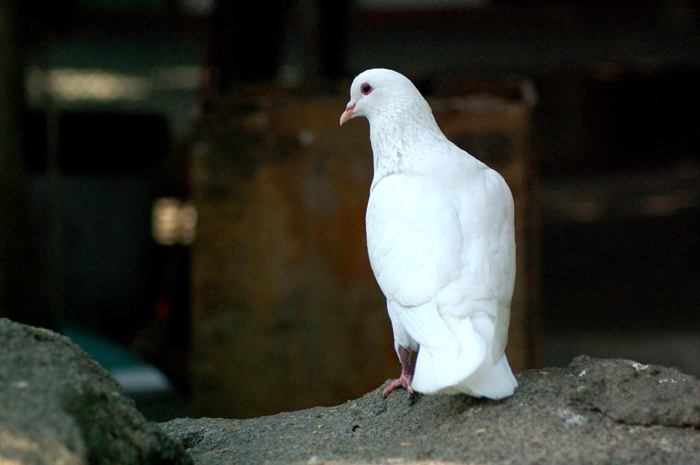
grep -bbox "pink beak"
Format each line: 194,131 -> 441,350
339,102 -> 356,126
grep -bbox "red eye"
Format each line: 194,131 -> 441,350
361,83 -> 372,95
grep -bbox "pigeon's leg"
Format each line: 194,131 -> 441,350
383,346 -> 415,396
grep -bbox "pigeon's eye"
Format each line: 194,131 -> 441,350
361,83 -> 373,95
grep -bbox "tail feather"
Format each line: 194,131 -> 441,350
453,353 -> 517,399
397,300 -> 517,399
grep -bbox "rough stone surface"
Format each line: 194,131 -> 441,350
0,318 -> 192,465
161,356 -> 700,465
568,355 -> 700,427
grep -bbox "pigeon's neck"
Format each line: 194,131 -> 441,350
368,101 -> 447,190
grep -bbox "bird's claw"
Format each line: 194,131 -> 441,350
383,374 -> 414,396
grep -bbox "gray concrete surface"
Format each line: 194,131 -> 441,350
162,356 -> 700,464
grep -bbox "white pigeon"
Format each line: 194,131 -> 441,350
340,68 -> 518,399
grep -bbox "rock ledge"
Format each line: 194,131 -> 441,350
162,355 -> 700,464
0,318 -> 191,465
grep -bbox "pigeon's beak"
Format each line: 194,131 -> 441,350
339,102 -> 356,126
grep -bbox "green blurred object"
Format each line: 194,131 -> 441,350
59,325 -> 189,422
60,325 -> 171,392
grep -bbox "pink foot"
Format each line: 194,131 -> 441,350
383,373 -> 414,396
382,345 -> 415,396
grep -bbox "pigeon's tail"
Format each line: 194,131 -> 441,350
413,350 -> 517,399
451,353 -> 517,399
399,301 -> 517,399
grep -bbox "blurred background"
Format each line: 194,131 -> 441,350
0,0 -> 698,421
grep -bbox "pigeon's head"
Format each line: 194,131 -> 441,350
339,68 -> 426,126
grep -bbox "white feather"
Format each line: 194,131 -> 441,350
344,68 -> 517,399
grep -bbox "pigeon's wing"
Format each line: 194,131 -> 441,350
367,166 -> 514,316
367,174 -> 464,310
460,167 -> 516,311
447,166 -> 516,361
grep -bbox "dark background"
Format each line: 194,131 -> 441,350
1,0 -> 698,419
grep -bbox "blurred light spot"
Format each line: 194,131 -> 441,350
179,203 -> 198,245
153,198 -> 180,245
26,65 -> 203,103
51,69 -> 148,101
152,198 -> 197,246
